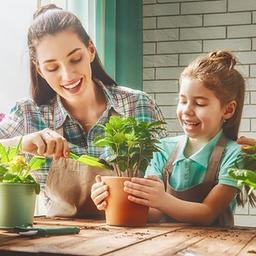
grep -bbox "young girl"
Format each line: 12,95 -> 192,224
91,50 -> 245,226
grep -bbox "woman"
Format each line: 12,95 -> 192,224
0,4 -> 167,216
0,4 -> 167,181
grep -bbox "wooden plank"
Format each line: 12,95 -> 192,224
103,226 -> 208,256
237,234 -> 256,256
0,232 -> 20,244
102,227 -> 256,256
0,224 -> 184,256
174,228 -> 256,256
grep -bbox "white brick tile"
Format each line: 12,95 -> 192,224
235,204 -> 249,215
239,118 -> 250,132
250,92 -> 256,104
181,0 -> 226,14
143,68 -> 155,80
144,80 -> 179,93
143,3 -> 179,17
228,0 -> 256,12
236,65 -> 249,78
157,41 -> 202,54
159,106 -> 177,118
143,43 -> 156,54
203,39 -> 251,52
246,78 -> 256,91
158,0 -> 195,2
251,119 -> 256,131
155,93 -> 179,105
249,206 -> 256,215
252,38 -> 256,50
143,17 -> 157,29
250,65 -> 256,77
228,25 -> 256,38
242,105 -> 256,118
158,15 -> 202,28
253,11 -> 256,23
143,0 -> 156,4
143,55 -> 178,67
144,29 -> 179,42
179,53 -> 203,66
180,27 -> 225,40
234,215 -> 256,227
235,52 -> 256,65
156,67 -> 184,79
204,12 -> 251,26
244,91 -> 250,105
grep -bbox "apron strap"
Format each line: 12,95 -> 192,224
163,136 -> 186,190
203,133 -> 227,183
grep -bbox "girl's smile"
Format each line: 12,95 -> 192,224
182,119 -> 201,132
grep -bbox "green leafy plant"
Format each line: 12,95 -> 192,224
0,139 -> 46,194
228,145 -> 256,206
70,152 -> 112,170
94,116 -> 165,177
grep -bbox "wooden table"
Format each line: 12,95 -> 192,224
0,216 -> 255,256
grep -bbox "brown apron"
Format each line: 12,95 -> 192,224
163,134 -> 234,227
45,125 -> 113,218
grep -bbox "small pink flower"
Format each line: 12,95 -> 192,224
0,113 -> 5,121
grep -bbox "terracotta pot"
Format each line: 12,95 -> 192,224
101,176 -> 149,227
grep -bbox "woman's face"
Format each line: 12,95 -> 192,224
35,29 -> 95,102
177,77 -> 235,142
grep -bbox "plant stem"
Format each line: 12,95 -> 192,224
134,144 -> 143,177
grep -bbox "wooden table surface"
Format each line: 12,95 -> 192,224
0,216 -> 255,256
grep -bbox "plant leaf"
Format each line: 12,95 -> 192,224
69,152 -> 79,160
28,156 -> 46,170
0,143 -> 9,163
77,155 -> 110,169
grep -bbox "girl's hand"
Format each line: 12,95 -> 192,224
21,128 -> 69,160
124,175 -> 166,208
91,175 -> 109,210
237,136 -> 256,146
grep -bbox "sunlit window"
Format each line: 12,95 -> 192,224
0,1 -> 37,113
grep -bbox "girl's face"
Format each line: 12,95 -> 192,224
177,77 -> 235,141
35,29 -> 95,103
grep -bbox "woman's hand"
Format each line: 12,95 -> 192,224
91,175 -> 109,210
237,136 -> 256,146
124,175 -> 166,209
21,128 -> 69,160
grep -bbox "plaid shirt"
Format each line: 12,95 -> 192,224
0,80 -> 168,183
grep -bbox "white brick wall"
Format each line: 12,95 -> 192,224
143,0 -> 256,227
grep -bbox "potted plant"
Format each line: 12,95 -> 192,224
228,145 -> 256,207
0,139 -> 45,228
94,116 -> 165,227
